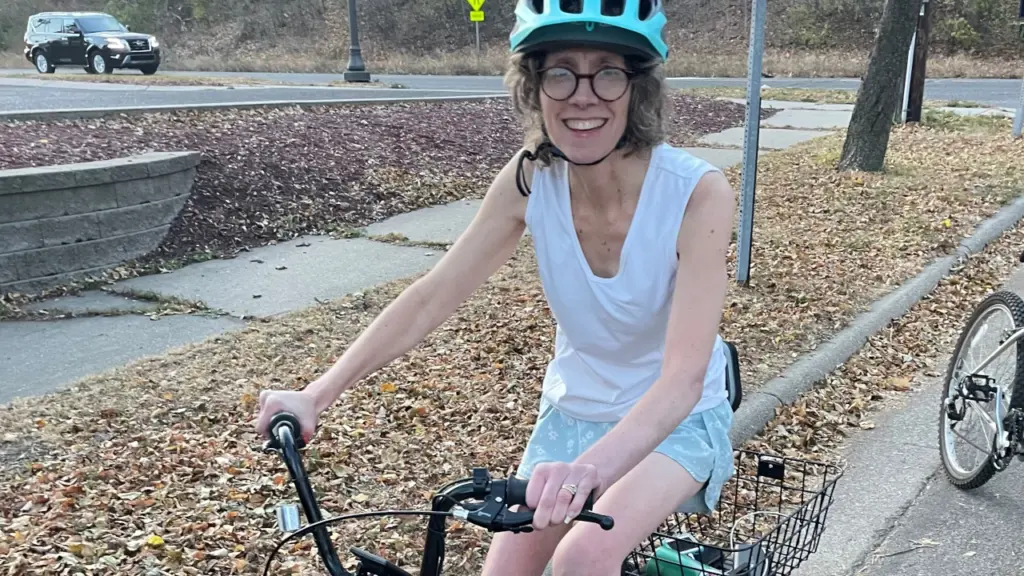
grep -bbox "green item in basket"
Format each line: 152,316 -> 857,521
644,537 -> 725,576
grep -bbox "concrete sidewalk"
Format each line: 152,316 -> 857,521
791,265 -> 1024,576
0,100 -> 987,404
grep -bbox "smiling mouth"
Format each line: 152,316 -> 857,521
564,119 -> 607,132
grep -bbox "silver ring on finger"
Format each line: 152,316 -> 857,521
560,483 -> 578,496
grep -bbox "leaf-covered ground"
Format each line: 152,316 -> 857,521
0,92 -> 761,271
2,114 -> 1024,575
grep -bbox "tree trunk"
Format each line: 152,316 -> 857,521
837,0 -> 921,172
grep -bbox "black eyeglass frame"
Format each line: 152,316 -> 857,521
538,66 -> 636,102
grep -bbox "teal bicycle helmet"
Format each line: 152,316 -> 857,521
510,0 -> 668,62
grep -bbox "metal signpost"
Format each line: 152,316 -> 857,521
1016,0 -> 1024,138
900,23 -> 916,123
736,0 -> 766,286
467,0 -> 485,52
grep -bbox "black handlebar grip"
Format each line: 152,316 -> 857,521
505,476 -> 529,507
270,411 -> 305,449
504,476 -> 597,511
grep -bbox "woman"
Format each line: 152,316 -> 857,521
255,0 -> 737,574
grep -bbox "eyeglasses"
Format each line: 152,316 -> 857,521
539,66 -> 634,102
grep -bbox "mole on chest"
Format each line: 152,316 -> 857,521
575,223 -> 629,278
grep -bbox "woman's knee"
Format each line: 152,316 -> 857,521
482,522 -> 570,576
549,525 -> 628,576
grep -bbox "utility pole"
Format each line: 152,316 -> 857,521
906,0 -> 932,122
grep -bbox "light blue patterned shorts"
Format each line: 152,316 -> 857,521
515,397 -> 735,515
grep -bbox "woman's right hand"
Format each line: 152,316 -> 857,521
255,389 -> 320,445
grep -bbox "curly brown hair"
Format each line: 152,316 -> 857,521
503,49 -> 668,166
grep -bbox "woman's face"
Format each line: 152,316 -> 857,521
539,47 -> 631,164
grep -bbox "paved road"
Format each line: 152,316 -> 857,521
1,69 -> 1021,112
0,77 -> 504,114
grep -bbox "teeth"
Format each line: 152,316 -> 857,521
565,119 -> 606,131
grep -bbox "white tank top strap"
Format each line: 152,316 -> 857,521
524,143 -> 729,422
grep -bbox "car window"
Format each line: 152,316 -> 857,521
61,19 -> 80,34
75,15 -> 126,33
33,18 -> 61,34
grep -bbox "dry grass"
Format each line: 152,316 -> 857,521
0,51 -> 29,69
2,115 -> 1024,575
166,47 -> 1023,79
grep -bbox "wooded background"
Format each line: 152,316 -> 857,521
3,0 -> 1021,59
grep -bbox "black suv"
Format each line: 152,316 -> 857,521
23,12 -> 161,75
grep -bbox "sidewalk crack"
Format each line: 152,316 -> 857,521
848,466 -> 940,575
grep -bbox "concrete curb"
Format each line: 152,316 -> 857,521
729,193 -> 1024,447
0,93 -> 510,122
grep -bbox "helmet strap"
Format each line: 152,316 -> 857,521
515,135 -> 627,196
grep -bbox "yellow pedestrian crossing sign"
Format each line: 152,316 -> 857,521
467,0 -> 485,10
470,10 -> 484,21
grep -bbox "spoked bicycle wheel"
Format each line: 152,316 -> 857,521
939,290 -> 1024,490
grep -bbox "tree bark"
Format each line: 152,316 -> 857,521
837,0 -> 921,172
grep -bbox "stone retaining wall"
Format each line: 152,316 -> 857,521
0,151 -> 200,294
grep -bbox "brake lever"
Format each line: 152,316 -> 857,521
487,504 -> 614,532
460,478 -> 614,533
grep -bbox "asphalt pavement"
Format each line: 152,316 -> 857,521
0,77 -> 504,114
1,69 -> 1022,112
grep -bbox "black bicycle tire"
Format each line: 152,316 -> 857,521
938,289 -> 1024,490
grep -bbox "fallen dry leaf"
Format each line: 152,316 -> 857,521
887,377 -> 913,391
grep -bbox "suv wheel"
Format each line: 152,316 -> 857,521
140,65 -> 158,75
87,51 -> 112,74
34,51 -> 55,74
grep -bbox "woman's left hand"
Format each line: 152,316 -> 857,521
525,461 -> 603,530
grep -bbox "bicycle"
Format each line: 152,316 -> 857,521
257,340 -> 843,576
939,289 -> 1024,489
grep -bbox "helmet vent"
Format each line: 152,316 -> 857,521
600,0 -> 624,16
559,0 -> 583,13
529,0 -> 544,13
639,0 -> 655,20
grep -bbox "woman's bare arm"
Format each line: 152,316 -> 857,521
305,153 -> 533,413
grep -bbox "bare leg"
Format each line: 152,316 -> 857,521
481,508 -> 572,576
550,452 -> 705,576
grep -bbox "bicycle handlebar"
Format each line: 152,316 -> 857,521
265,412 -> 349,576
260,411 -> 614,576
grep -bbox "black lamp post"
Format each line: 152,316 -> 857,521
343,0 -> 371,82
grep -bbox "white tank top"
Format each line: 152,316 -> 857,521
524,142 -> 729,422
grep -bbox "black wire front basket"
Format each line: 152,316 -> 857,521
622,450 -> 844,576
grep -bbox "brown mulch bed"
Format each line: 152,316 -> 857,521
0,93 -> 762,270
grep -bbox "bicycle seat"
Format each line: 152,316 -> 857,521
724,340 -> 742,413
